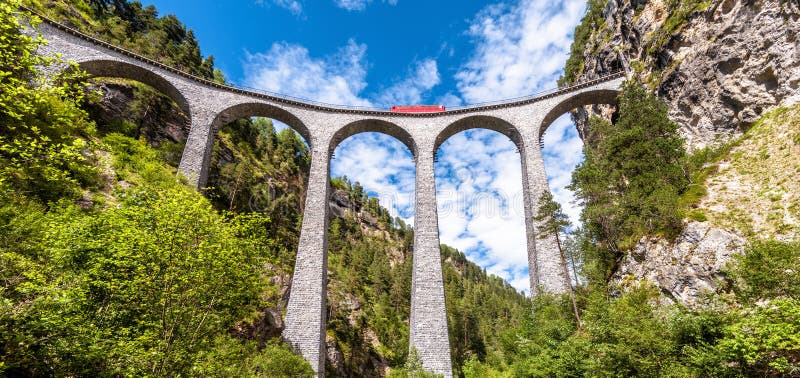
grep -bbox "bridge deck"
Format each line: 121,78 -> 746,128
23,5 -> 625,116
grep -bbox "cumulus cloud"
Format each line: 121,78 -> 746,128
256,0 -> 304,16
455,0 -> 586,103
375,59 -> 441,106
334,0 -> 397,12
243,40 -> 372,107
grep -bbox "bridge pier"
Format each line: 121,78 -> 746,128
410,141 -> 453,377
521,131 -> 569,294
178,106 -> 218,188
283,143 -> 331,377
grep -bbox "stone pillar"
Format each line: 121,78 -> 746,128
283,143 -> 330,377
410,141 -> 453,377
178,106 -> 217,188
520,132 -> 569,294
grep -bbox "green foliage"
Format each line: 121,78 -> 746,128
192,336 -> 314,377
570,81 -> 688,279
0,2 -> 98,202
534,190 -> 571,236
686,240 -> 800,376
387,348 -> 444,378
441,245 -> 529,376
0,135 -> 313,375
207,117 -> 309,270
488,239 -> 800,377
725,240 -> 800,305
326,208 -> 413,374
560,0 -> 607,85
23,0 -> 217,79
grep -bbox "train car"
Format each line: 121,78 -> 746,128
390,105 -> 446,113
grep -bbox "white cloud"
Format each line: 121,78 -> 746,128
455,0 -> 586,102
243,40 -> 372,107
334,0 -> 397,11
256,0 -> 304,16
375,59 -> 441,106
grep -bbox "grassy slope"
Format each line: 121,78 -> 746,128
697,104 -> 800,240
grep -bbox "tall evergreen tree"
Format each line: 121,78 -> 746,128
570,81 -> 688,280
534,190 -> 582,329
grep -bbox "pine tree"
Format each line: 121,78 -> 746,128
534,190 -> 582,329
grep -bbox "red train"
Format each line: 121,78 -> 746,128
390,105 -> 446,113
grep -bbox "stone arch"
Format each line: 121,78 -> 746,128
435,115 -> 524,152
329,119 -> 416,158
538,88 -> 620,138
75,59 -> 191,118
211,102 -> 312,149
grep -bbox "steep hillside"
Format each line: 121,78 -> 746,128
562,0 -> 800,304
613,102 -> 800,306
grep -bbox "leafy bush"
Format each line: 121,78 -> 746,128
0,2 -> 98,202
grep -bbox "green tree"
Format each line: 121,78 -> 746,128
570,81 -> 688,280
0,2 -> 97,202
534,190 -> 582,329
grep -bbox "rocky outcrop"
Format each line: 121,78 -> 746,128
86,80 -> 190,146
574,0 -> 800,306
574,0 -> 800,150
611,221 -> 745,308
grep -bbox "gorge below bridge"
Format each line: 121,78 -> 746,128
32,11 -> 625,377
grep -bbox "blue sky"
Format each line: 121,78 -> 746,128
141,0 -> 589,293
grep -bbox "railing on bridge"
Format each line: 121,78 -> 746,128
20,6 -> 626,115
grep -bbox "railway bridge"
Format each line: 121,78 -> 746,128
32,12 -> 625,377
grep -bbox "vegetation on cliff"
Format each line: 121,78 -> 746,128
463,82 -> 800,377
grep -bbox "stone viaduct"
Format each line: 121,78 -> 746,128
32,11 -> 625,377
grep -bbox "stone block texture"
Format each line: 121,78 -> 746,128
34,16 -> 624,376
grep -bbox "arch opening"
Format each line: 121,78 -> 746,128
539,88 -> 620,139
211,102 -> 311,149
537,89 -> 620,288
326,129 -> 416,375
435,115 -> 523,153
434,126 -> 530,370
329,119 -> 416,158
204,102 -> 312,214
77,59 -> 191,118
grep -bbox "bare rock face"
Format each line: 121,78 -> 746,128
611,222 -> 745,307
574,0 -> 800,150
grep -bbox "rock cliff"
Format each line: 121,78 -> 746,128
573,0 -> 800,150
572,0 -> 800,305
